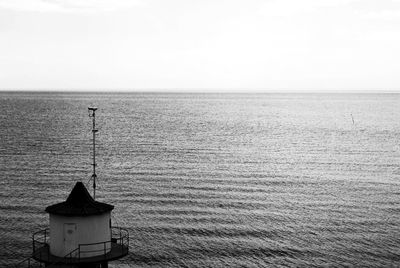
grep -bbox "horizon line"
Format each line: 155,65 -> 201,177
1,88 -> 400,93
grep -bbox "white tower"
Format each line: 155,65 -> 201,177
45,181 -> 114,258
25,108 -> 129,268
31,182 -> 128,268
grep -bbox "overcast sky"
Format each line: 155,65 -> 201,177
0,0 -> 400,91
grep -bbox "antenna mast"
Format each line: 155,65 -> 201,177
88,107 -> 98,200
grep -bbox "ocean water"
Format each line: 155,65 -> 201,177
0,92 -> 399,267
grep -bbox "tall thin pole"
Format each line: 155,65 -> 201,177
88,107 -> 98,200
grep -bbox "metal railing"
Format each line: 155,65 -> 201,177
60,227 -> 129,264
14,244 -> 49,268
32,229 -> 49,257
14,229 -> 51,267
64,240 -> 112,261
14,257 -> 44,268
15,226 -> 129,267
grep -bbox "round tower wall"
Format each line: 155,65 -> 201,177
49,212 -> 111,258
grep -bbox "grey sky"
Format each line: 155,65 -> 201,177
1,0 -> 399,91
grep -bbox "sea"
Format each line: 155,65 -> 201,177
0,92 -> 399,267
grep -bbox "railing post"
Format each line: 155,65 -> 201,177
78,245 -> 81,261
104,242 -> 106,257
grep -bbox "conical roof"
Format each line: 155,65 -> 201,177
45,182 -> 114,216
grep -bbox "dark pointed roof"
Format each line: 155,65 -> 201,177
45,182 -> 114,216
